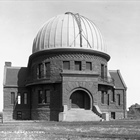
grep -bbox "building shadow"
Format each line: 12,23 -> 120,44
50,83 -> 63,121
13,67 -> 31,120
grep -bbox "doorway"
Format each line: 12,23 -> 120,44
70,90 -> 91,109
17,111 -> 22,120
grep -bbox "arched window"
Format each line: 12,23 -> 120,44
24,93 -> 27,104
101,64 -> 104,78
45,62 -> 50,78
38,90 -> 43,104
17,93 -> 21,104
37,63 -> 44,79
45,90 -> 50,103
38,89 -> 50,104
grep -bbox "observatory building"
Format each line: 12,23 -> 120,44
3,12 -> 127,121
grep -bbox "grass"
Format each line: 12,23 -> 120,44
0,120 -> 140,140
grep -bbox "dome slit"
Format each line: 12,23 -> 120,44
72,14 -> 76,47
54,16 -> 60,48
43,22 -> 49,49
67,14 -> 69,47
80,17 -> 89,48
32,38 -> 37,53
69,33 -> 80,47
40,24 -> 48,50
36,30 -> 42,52
47,19 -> 55,48
98,29 -> 103,51
61,15 -> 65,47
90,21 -> 99,50
81,34 -> 92,48
73,13 -> 83,47
43,18 -> 54,50
32,12 -> 107,54
85,17 -> 94,49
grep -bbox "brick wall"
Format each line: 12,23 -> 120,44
28,51 -> 109,120
4,50 -> 126,121
28,52 -> 107,84
3,87 -> 30,121
97,88 -> 126,120
30,84 -> 62,121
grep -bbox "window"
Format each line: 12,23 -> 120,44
101,91 -> 104,104
86,62 -> 92,70
38,89 -> 50,104
38,63 -> 44,78
31,66 -> 36,79
45,90 -> 50,103
101,64 -> 104,78
38,90 -> 44,104
63,61 -> 70,70
105,65 -> 107,77
75,61 -> 81,70
117,94 -> 121,106
107,94 -> 109,105
17,93 -> 21,104
17,111 -> 22,120
112,90 -> 115,102
45,62 -> 50,78
11,92 -> 15,104
111,112 -> 115,119
24,93 -> 27,104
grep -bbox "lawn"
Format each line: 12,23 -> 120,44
0,120 -> 140,140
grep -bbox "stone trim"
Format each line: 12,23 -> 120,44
28,48 -> 110,67
61,70 -> 99,77
69,87 -> 93,110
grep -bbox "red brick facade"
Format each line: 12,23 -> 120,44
3,12 -> 127,121
3,49 -> 127,121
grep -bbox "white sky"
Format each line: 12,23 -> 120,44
0,0 -> 140,111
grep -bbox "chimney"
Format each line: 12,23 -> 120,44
5,62 -> 12,67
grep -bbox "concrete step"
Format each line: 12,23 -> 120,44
65,109 -> 101,122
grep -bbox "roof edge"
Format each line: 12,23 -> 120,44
3,66 -> 7,87
117,70 -> 127,90
3,65 -> 27,87
109,70 -> 127,90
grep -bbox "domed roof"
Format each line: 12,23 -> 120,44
32,12 -> 107,54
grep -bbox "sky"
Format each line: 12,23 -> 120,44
0,0 -> 140,111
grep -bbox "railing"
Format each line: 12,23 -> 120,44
98,76 -> 114,85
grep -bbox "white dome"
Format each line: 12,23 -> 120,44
32,12 -> 107,54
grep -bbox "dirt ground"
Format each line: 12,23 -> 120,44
0,120 -> 140,140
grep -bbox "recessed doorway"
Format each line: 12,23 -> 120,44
70,90 -> 91,109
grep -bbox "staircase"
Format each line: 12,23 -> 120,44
64,109 -> 101,121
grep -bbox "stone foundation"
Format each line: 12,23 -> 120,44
31,109 -> 59,121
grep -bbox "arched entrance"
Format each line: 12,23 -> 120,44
70,89 -> 91,110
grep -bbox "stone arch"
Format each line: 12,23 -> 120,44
69,88 -> 93,110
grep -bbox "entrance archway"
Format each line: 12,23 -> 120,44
70,89 -> 91,110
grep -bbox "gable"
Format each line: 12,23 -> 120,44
109,70 -> 127,90
3,66 -> 28,87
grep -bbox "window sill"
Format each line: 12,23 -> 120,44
38,103 -> 50,105
37,77 -> 50,80
101,103 -> 107,106
61,70 -> 99,76
110,101 -> 115,103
